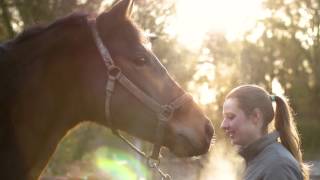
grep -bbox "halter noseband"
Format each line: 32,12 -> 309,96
89,21 -> 192,179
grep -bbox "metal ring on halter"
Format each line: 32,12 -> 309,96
147,156 -> 160,168
108,65 -> 121,79
158,105 -> 174,121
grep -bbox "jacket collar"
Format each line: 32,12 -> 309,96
239,131 -> 279,163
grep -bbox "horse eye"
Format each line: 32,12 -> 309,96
133,57 -> 147,66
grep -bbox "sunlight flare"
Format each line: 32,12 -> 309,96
169,0 -> 265,48
188,58 -> 217,105
198,83 -> 217,105
271,78 -> 285,96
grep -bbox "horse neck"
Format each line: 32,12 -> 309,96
7,22 -> 93,180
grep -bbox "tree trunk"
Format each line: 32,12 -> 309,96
0,0 -> 14,38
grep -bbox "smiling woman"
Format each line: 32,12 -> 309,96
221,85 -> 309,180
169,0 -> 265,48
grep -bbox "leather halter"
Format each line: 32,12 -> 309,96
89,20 -> 192,175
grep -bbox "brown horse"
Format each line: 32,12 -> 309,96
0,0 -> 214,179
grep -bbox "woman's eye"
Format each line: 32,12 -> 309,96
226,114 -> 235,120
134,57 -> 147,66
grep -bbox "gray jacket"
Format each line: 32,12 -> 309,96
239,131 -> 303,180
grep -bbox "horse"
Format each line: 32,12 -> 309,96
0,0 -> 214,179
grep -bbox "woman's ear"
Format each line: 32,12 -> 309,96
251,108 -> 264,128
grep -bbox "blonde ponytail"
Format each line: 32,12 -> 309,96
274,95 -> 309,180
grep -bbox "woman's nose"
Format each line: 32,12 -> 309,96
220,119 -> 228,130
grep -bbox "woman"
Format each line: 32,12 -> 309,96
221,84 -> 309,180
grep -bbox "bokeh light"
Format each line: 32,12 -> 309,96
94,147 -> 150,180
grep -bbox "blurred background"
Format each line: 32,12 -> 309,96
0,0 -> 319,179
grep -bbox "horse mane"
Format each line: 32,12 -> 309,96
10,13 -> 88,45
10,12 -> 146,47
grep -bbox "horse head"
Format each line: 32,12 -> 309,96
85,0 -> 214,157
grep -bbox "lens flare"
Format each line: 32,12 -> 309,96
94,147 -> 150,180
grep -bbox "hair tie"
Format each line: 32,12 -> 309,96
270,95 -> 276,102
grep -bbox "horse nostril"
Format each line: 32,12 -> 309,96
205,121 -> 214,140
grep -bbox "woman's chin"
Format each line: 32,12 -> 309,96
230,138 -> 240,146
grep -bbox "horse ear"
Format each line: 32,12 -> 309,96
128,0 -> 134,17
96,0 -> 133,36
108,0 -> 133,19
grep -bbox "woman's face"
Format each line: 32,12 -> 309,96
221,98 -> 260,147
